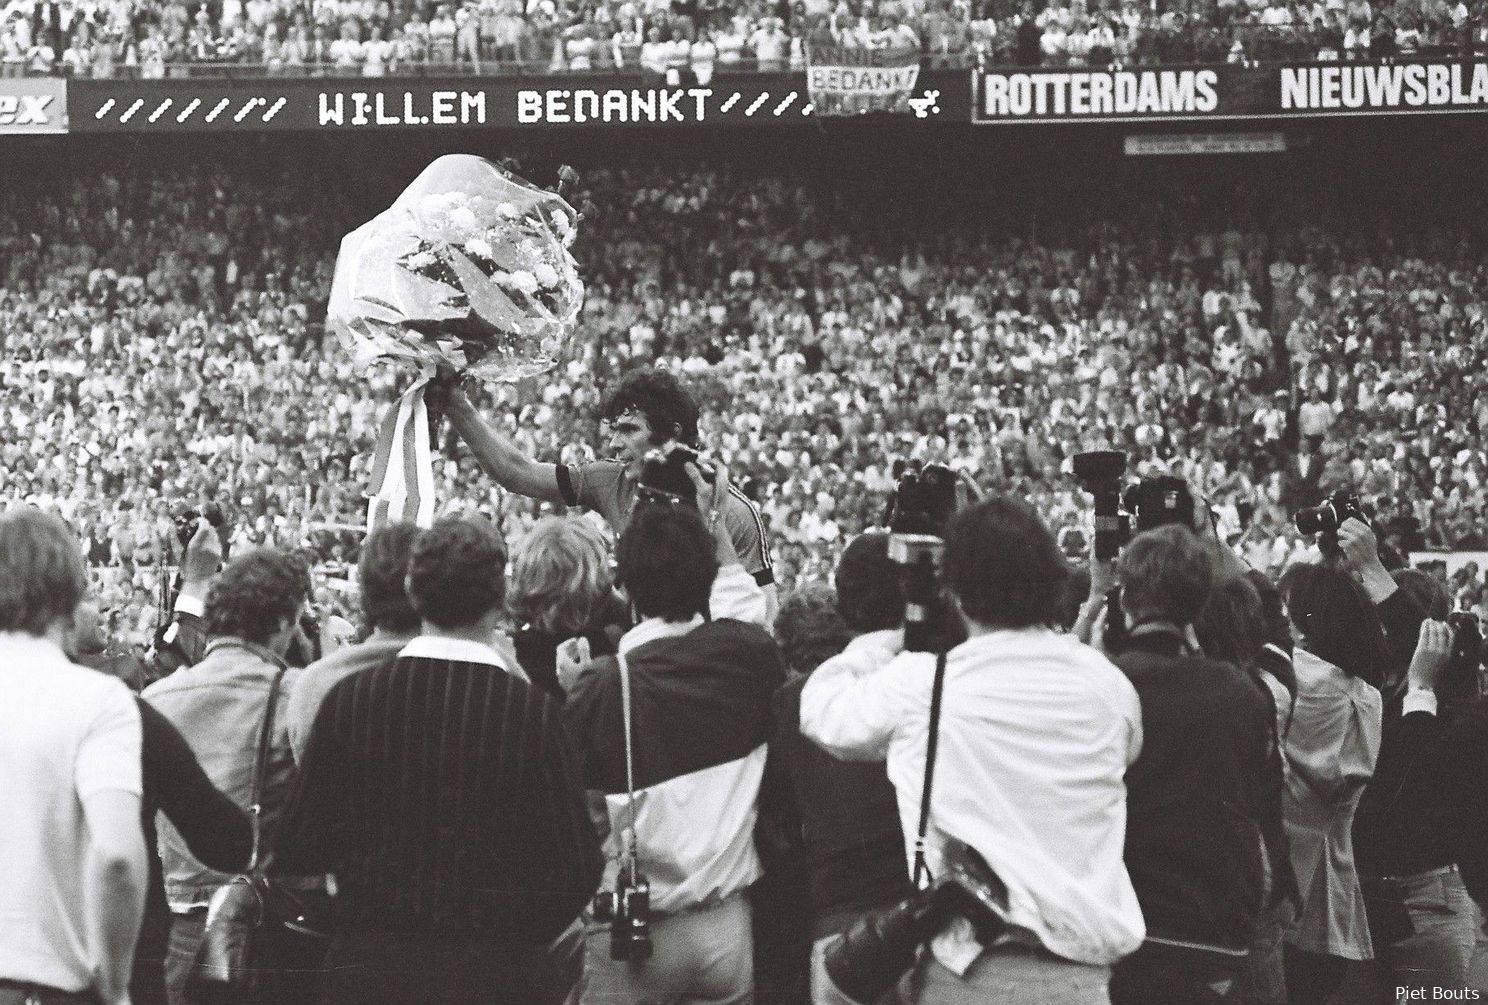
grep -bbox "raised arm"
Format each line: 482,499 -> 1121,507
445,386 -> 565,503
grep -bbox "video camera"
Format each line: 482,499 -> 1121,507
884,463 -> 961,654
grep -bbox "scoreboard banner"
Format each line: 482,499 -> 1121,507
67,70 -> 966,132
0,78 -> 68,134
974,59 -> 1488,123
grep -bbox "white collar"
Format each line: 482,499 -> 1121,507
400,634 -> 512,672
618,614 -> 704,656
0,630 -> 69,667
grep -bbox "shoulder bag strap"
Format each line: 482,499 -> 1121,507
911,648 -> 949,891
617,651 -> 641,884
246,665 -> 290,873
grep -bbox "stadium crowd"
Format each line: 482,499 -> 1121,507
2,0 -> 1485,77
3,151 -> 1488,653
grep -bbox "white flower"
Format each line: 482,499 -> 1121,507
508,270 -> 539,295
405,250 -> 437,270
496,202 -> 520,219
533,262 -> 560,288
464,238 -> 494,261
448,205 -> 479,236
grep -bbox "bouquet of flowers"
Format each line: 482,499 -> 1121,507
328,154 -> 584,527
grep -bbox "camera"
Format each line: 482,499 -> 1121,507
592,869 -> 653,962
636,446 -> 713,510
1294,491 -> 1367,538
1444,611 -> 1485,706
172,502 -> 230,559
823,841 -> 1008,1004
885,463 -> 960,654
885,461 -> 959,537
1071,451 -> 1129,562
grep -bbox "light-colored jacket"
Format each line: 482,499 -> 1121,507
143,637 -> 299,910
1281,647 -> 1382,960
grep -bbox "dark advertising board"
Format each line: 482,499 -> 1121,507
68,69 -> 967,132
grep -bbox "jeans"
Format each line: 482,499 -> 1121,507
577,893 -> 753,1004
1110,940 -> 1246,1004
902,943 -> 1112,1005
1469,900 -> 1488,995
164,908 -> 324,1005
1363,864 -> 1475,994
1243,905 -> 1291,1005
164,911 -> 206,1005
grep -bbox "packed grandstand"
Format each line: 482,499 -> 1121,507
3,0 -> 1486,78
1,127 -> 1485,654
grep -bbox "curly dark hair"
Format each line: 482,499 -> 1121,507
406,516 -> 507,630
204,549 -> 312,645
615,504 -> 717,622
834,532 -> 903,634
943,496 -> 1069,630
600,367 -> 700,447
358,521 -> 420,634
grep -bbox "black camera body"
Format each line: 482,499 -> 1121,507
885,462 -> 959,537
824,842 -> 1008,1004
1072,451 -> 1130,562
1294,491 -> 1367,537
592,870 -> 653,962
885,463 -> 961,654
172,502 -> 230,559
636,446 -> 713,510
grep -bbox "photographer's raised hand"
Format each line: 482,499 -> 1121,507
684,455 -> 738,567
180,518 -> 223,600
1337,517 -> 1397,603
1407,619 -> 1453,695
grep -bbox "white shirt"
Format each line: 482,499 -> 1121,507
800,627 -> 1145,968
0,632 -> 143,993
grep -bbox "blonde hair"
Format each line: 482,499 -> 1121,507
508,515 -> 613,634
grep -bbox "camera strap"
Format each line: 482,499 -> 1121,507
617,650 -> 641,884
912,648 -> 950,891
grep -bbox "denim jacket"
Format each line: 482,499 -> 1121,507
142,637 -> 300,911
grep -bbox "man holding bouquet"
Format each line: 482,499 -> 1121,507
444,366 -> 778,620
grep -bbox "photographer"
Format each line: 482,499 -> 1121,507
141,547 -> 314,1005
1106,526 -> 1276,1005
1351,567 -> 1479,997
800,496 -> 1144,1003
763,535 -> 914,1005
561,501 -> 784,1004
1274,561 -> 1387,1002
444,366 -> 778,621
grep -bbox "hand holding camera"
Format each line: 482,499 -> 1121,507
1409,619 -> 1454,693
1334,516 -> 1398,603
180,517 -> 224,598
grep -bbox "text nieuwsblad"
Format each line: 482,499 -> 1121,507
1281,63 -> 1488,110
981,70 -> 1219,117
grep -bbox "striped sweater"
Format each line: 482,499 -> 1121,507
272,636 -> 602,943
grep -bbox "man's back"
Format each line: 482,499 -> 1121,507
1116,633 -> 1273,949
0,632 -> 143,991
273,642 -> 601,944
